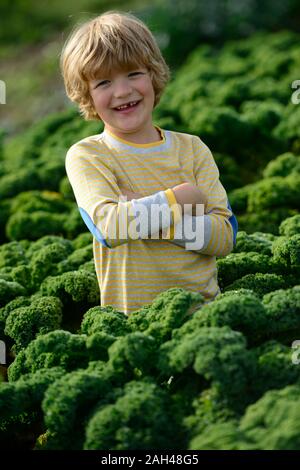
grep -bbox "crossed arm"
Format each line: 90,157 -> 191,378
119,182 -> 208,216
119,182 -> 237,256
119,182 -> 209,250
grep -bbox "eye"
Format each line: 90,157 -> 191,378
95,80 -> 109,89
128,71 -> 144,77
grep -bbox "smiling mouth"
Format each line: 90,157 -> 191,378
113,100 -> 141,111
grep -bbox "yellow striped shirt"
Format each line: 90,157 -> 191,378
65,125 -> 235,315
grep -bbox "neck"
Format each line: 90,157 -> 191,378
104,125 -> 162,145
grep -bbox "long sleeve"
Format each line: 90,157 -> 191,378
169,136 -> 238,256
65,141 -> 181,249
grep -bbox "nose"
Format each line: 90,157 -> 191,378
113,77 -> 133,98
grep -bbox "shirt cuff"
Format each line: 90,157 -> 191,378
163,188 -> 182,239
130,189 -> 180,239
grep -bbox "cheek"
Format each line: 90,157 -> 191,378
139,77 -> 155,97
140,85 -> 154,104
94,96 -> 110,113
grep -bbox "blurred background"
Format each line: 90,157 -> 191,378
1,0 -> 300,140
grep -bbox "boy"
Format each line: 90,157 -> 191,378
61,11 -> 238,315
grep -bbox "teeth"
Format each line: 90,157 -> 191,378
116,101 -> 138,110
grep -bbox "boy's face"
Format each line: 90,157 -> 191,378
89,66 -> 157,142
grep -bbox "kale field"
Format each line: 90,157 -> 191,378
0,30 -> 300,450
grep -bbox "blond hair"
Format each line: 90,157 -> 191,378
60,11 -> 170,121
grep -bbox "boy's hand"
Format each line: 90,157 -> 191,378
119,186 -> 143,201
172,182 -> 207,216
